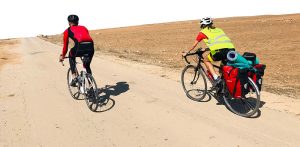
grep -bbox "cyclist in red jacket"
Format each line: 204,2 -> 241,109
59,14 -> 94,86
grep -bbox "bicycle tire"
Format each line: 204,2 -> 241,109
67,68 -> 81,100
222,77 -> 261,117
84,74 -> 99,112
181,65 -> 207,101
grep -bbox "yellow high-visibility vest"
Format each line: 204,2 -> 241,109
200,27 -> 235,55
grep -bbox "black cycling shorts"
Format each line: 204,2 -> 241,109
211,48 -> 235,61
69,42 -> 94,74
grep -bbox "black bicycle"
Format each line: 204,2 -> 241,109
61,55 -> 102,112
181,48 -> 260,117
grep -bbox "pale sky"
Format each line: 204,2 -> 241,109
0,0 -> 299,39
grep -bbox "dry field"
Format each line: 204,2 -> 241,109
0,39 -> 19,70
41,14 -> 300,98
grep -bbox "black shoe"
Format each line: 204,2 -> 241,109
70,78 -> 78,87
213,77 -> 222,87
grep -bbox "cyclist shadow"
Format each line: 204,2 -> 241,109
206,90 -> 266,118
94,81 -> 130,112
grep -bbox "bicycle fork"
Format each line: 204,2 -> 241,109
190,68 -> 200,85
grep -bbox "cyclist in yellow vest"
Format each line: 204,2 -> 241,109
182,17 -> 235,86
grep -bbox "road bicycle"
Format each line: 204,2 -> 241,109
181,48 -> 261,117
61,55 -> 100,112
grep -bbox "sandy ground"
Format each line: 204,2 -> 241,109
1,37 -> 300,147
42,13 -> 300,98
0,39 -> 19,70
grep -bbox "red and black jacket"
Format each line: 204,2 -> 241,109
61,25 -> 93,57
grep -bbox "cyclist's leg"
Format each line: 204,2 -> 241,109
69,48 -> 79,86
81,43 -> 94,75
78,43 -> 95,95
86,46 -> 94,75
69,48 -> 78,78
74,44 -> 89,68
202,51 -> 219,79
204,49 -> 234,78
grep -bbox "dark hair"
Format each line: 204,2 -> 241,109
201,23 -> 215,29
67,14 -> 79,25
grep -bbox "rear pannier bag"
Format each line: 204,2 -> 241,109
249,64 -> 266,91
223,66 -> 249,98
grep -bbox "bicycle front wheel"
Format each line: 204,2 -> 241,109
181,65 -> 207,101
223,77 -> 261,117
67,68 -> 81,100
84,74 -> 99,112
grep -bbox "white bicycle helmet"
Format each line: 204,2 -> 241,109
200,17 -> 213,25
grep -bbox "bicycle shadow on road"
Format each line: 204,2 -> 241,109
94,81 -> 130,112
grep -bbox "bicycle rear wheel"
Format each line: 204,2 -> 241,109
223,77 -> 261,117
181,65 -> 207,101
84,74 -> 99,112
67,68 -> 81,100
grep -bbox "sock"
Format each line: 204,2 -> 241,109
213,74 -> 218,80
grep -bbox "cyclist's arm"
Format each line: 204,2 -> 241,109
61,30 -> 69,58
188,40 -> 200,52
184,32 -> 207,53
196,32 -> 207,42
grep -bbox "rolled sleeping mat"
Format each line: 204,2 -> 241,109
227,51 -> 249,65
226,62 -> 251,69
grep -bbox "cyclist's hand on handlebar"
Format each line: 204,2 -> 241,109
182,50 -> 189,57
59,54 -> 64,62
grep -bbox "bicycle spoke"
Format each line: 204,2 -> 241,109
191,70 -> 200,84
73,91 -> 80,98
223,77 -> 260,117
243,98 -> 256,110
83,74 -> 99,112
181,65 -> 207,101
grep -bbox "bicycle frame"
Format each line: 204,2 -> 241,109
62,56 -> 88,94
61,55 -> 100,112
183,48 -> 221,86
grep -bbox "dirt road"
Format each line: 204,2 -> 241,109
1,38 -> 300,147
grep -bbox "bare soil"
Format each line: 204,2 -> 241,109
41,14 -> 300,98
0,39 -> 19,70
